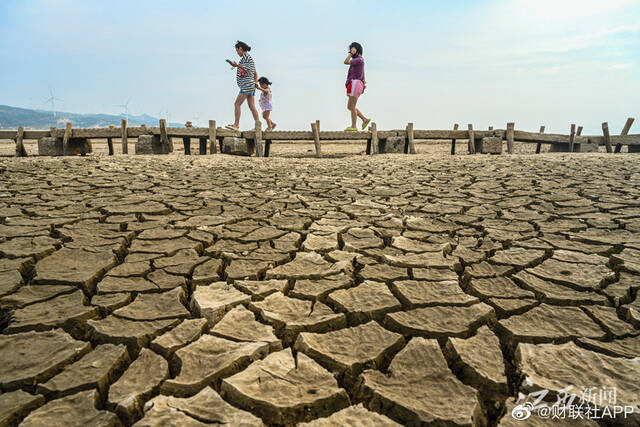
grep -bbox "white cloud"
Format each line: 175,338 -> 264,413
540,65 -> 571,74
607,63 -> 633,70
539,25 -> 640,53
448,23 -> 639,70
516,0 -> 640,17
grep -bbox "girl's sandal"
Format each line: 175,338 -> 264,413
362,118 -> 372,130
225,124 -> 239,131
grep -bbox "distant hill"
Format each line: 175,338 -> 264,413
0,105 -> 183,129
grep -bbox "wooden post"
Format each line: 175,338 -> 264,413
506,122 -> 514,154
602,122 -> 612,153
370,122 -> 378,155
311,120 -> 322,157
576,126 -> 583,136
535,125 -> 545,154
467,124 -> 475,154
254,121 -> 263,157
208,120 -> 217,154
365,133 -> 372,155
106,124 -> 114,155
405,122 -> 416,154
264,139 -> 271,157
121,119 -> 128,154
185,121 -> 193,154
159,119 -> 170,154
50,126 -> 57,150
451,123 -> 459,155
568,124 -> 576,153
62,122 -> 72,155
621,117 -> 635,135
15,126 -> 27,157
199,137 -> 207,155
615,117 -> 634,153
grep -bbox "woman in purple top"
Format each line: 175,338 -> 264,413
344,42 -> 371,131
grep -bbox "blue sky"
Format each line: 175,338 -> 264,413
1,0 -> 638,133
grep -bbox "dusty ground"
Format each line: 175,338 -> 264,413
0,149 -> 639,426
2,137 -> 631,158
6,139 -> 468,157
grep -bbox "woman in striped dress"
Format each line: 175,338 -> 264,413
226,41 -> 260,131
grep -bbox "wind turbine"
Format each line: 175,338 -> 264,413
117,97 -> 131,121
45,87 -> 62,118
155,107 -> 172,122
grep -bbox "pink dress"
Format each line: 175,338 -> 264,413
259,88 -> 273,112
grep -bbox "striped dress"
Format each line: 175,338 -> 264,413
236,53 -> 256,94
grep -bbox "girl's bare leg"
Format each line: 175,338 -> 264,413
234,93 -> 248,127
262,111 -> 275,130
356,108 -> 368,123
246,96 -> 260,122
347,97 -> 358,128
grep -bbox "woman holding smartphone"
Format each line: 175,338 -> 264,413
344,42 -> 371,131
226,41 -> 260,131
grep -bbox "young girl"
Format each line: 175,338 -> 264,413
256,77 -> 276,131
225,40 -> 260,131
343,42 -> 371,131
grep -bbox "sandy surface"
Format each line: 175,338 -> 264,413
2,137 -> 625,158
0,150 -> 639,426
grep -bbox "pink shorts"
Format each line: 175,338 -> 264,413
346,79 -> 364,98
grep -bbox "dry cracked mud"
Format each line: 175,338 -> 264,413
0,152 -> 639,426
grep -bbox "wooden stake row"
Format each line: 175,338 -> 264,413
11,118 -> 637,157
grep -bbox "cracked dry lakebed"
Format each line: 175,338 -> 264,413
0,152 -> 639,426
